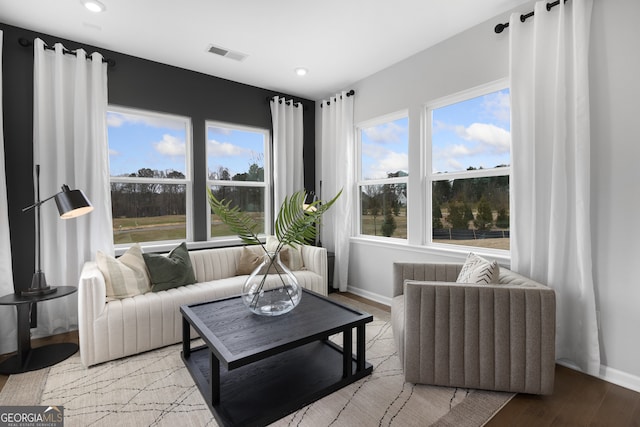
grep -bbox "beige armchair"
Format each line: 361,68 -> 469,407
391,262 -> 556,395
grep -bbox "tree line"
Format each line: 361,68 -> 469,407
360,171 -> 407,237
111,164 -> 265,219
433,167 -> 509,231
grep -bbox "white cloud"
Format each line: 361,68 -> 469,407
207,139 -> 251,157
208,126 -> 233,136
107,111 -> 185,130
482,91 -> 511,124
363,121 -> 406,144
362,144 -> 408,179
372,151 -> 409,177
153,134 -> 185,156
109,148 -> 120,156
433,123 -> 510,172
447,158 -> 464,171
458,123 -> 511,153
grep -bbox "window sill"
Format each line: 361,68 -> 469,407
349,236 -> 511,266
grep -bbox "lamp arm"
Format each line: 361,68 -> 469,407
21,192 -> 59,212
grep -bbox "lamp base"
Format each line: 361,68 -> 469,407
20,271 -> 57,297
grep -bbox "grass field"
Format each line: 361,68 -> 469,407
113,214 -> 265,244
360,213 -> 408,239
433,238 -> 510,250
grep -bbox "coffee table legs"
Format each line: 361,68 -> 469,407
210,353 -> 220,405
342,328 -> 352,378
357,324 -> 366,372
342,324 -> 368,378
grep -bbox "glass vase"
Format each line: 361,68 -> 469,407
241,251 -> 302,316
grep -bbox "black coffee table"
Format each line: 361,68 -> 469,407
180,289 -> 373,427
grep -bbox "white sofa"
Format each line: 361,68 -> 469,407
78,245 -> 327,367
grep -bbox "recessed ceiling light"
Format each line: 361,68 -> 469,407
81,0 -> 106,13
295,67 -> 308,76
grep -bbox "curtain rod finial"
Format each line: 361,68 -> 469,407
495,23 -> 508,33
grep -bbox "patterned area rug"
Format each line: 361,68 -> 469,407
0,295 -> 513,426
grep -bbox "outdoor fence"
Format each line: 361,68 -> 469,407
432,228 -> 510,240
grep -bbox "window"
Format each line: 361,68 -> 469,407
206,121 -> 270,240
357,113 -> 408,239
107,106 -> 192,245
428,83 -> 510,251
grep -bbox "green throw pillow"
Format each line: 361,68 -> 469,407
143,242 -> 196,292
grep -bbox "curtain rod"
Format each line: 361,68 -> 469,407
320,89 -> 355,108
18,37 -> 116,67
268,96 -> 302,108
494,0 -> 568,33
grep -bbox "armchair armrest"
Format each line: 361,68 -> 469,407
300,245 -> 328,291
392,262 -> 463,297
402,280 -> 556,394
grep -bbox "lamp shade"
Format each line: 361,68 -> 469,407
54,185 -> 94,219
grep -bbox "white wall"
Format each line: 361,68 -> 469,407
321,0 -> 640,391
589,0 -> 640,390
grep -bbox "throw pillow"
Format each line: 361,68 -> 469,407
236,246 -> 291,275
456,252 -> 500,285
266,235 -> 304,271
96,243 -> 151,299
143,242 -> 196,292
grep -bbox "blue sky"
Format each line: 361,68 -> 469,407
107,110 -> 188,176
206,125 -> 264,179
432,89 -> 511,173
107,110 -> 264,179
361,117 -> 409,180
109,90 -> 509,180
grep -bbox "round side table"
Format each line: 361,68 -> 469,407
0,286 -> 78,374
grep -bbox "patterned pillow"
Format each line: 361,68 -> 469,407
96,243 -> 151,299
456,252 -> 500,285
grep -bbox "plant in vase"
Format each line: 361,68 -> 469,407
207,188 -> 341,316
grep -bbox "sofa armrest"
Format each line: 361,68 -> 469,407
392,262 -> 463,297
301,245 -> 327,290
402,280 -> 556,394
77,261 -> 107,366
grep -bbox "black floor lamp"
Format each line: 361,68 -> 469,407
21,164 -> 93,296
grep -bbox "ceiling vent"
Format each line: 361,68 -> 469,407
207,44 -> 248,62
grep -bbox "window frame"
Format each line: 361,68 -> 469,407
108,105 -> 194,249
205,120 -> 272,243
424,79 -> 511,254
355,110 -> 409,242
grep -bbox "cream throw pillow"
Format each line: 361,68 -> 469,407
266,235 -> 304,271
456,252 -> 500,285
96,243 -> 151,299
236,246 -> 291,275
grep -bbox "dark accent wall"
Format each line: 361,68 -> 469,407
1,22 -> 316,292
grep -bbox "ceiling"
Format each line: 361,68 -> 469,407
0,0 -> 530,100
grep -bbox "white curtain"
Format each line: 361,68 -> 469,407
0,30 -> 18,354
32,39 -> 113,337
271,96 -> 304,209
320,91 -> 354,291
510,0 -> 600,375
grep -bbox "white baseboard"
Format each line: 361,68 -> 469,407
352,287 -> 640,395
345,286 -> 391,307
597,364 -> 640,393
557,359 -> 640,393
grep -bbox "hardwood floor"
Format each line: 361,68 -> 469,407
1,294 -> 639,426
